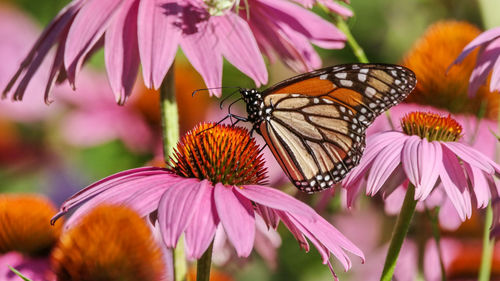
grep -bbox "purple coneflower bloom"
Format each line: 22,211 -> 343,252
3,0 -> 347,103
451,26 -> 500,96
51,123 -> 364,278
343,112 -> 500,227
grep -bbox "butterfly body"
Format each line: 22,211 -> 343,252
240,63 -> 416,193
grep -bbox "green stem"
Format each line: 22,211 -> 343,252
380,183 -> 418,281
160,63 -> 179,161
196,242 -> 214,281
159,64 -> 186,281
334,17 -> 369,63
478,202 -> 495,281
426,207 -> 446,281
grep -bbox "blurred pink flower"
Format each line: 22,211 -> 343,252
0,5 -> 60,122
343,112 -> 500,225
451,26 -> 500,96
0,252 -> 52,281
3,0 -> 346,103
55,71 -> 153,152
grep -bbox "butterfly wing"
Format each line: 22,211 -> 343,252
258,63 -> 416,193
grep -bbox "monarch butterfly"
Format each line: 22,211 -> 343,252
237,63 -> 416,193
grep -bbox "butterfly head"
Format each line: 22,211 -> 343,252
240,88 -> 267,125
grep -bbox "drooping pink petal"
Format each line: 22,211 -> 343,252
184,183 -> 219,260
452,27 -> 500,66
365,135 -> 406,195
158,179 -> 208,248
213,14 -> 267,86
213,184 -> 255,257
3,1 -> 83,101
255,204 -> 280,229
254,215 -> 281,269
467,39 -> 500,96
317,0 -> 353,18
380,165 -> 407,199
443,141 -> 495,174
236,185 -> 316,220
463,163 -> 491,208
104,0 -> 140,104
180,17 -> 222,97
64,0 -> 123,86
402,137 -> 441,200
439,145 -> 472,221
53,167 -> 175,218
277,211 -> 309,251
137,0 -> 181,89
489,53 -> 500,92
438,198 -> 464,230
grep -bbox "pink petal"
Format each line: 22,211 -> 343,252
104,0 -> 140,104
184,183 -> 219,260
158,179 -> 209,248
180,17 -> 222,97
443,142 -> 494,174
463,163 -> 490,208
452,27 -> 500,65
277,211 -> 309,251
255,204 -> 280,229
438,198 -> 466,230
317,0 -> 353,18
365,135 -> 406,195
439,145 -> 472,221
235,185 -> 316,220
402,137 -> 441,200
214,184 -> 255,257
254,215 -> 281,269
64,0 -> 123,86
489,54 -> 500,92
467,39 -> 500,96
213,14 -> 267,86
137,0 -> 181,89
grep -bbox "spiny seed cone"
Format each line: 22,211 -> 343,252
401,112 -> 462,142
170,123 -> 268,186
0,194 -> 62,256
51,205 -> 165,281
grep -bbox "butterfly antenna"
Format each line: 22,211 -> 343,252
192,86 -> 241,97
219,88 -> 242,109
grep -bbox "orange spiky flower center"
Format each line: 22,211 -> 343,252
401,112 -> 463,142
0,194 -> 62,256
170,123 -> 267,186
51,205 -> 165,281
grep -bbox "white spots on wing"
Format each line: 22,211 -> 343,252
313,98 -> 320,104
319,74 -> 329,80
359,68 -> 369,74
365,86 -> 376,97
339,106 -> 346,113
391,70 -> 398,77
395,79 -> 401,85
323,98 -> 333,104
340,79 -> 353,87
291,94 -> 300,97
369,103 -> 376,108
358,74 -> 367,82
335,72 -> 347,79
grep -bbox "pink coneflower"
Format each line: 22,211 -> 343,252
451,26 -> 500,96
343,112 -> 500,224
51,123 -> 364,278
3,0 -> 347,103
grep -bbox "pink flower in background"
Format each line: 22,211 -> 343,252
0,252 -> 52,281
51,124 -> 364,278
55,71 -> 153,152
343,112 -> 500,226
0,5 -> 59,122
3,0 -> 347,103
451,26 -> 500,96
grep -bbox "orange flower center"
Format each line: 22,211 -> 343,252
51,205 -> 165,281
170,123 -> 267,186
0,194 -> 62,256
401,112 -> 462,141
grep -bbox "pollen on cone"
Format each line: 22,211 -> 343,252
0,194 -> 62,256
402,21 -> 500,118
51,205 -> 165,281
170,123 -> 268,186
401,112 -> 462,141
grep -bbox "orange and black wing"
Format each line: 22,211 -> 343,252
259,63 -> 416,193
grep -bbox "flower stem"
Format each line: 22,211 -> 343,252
160,63 -> 179,161
380,183 -> 418,281
478,202 -> 495,281
196,242 -> 214,281
159,63 -> 186,281
334,17 -> 369,63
